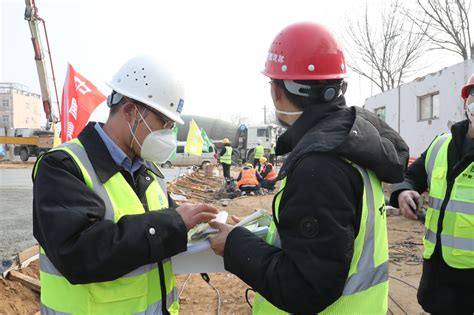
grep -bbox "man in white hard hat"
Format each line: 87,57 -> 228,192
33,55 -> 218,314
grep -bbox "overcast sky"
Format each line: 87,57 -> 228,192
0,0 -> 460,125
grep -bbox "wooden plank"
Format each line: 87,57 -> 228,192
7,270 -> 40,292
18,245 -> 39,264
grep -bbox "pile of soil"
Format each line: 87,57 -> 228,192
0,260 -> 40,314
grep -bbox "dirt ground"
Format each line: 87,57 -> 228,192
0,160 -> 35,169
0,260 -> 40,315
0,166 -> 427,314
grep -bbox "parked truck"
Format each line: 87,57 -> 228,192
0,129 -> 54,161
177,115 -> 279,164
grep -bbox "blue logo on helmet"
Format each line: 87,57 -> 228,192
177,99 -> 184,113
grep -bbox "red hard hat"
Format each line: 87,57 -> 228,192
461,74 -> 474,99
262,22 -> 347,80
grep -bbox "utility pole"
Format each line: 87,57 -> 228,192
263,104 -> 267,124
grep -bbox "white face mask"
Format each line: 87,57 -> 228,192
466,101 -> 474,124
129,108 -> 176,163
274,108 -> 304,116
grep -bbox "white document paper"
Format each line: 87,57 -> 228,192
171,225 -> 269,274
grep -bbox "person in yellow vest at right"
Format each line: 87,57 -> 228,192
208,22 -> 409,314
219,138 -> 233,179
259,156 -> 277,192
33,55 -> 217,315
390,74 -> 474,314
253,140 -> 265,170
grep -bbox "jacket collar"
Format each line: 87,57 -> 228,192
77,122 -> 163,183
275,96 -> 347,156
450,119 -> 474,160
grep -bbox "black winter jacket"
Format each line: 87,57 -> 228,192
223,97 -> 409,314
32,123 -> 187,284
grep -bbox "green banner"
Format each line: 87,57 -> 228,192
201,128 -> 212,152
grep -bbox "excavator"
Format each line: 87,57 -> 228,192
0,0 -> 60,161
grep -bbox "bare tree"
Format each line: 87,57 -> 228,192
407,0 -> 473,60
344,0 -> 428,92
229,113 -> 250,126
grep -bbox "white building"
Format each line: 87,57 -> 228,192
364,59 -> 474,157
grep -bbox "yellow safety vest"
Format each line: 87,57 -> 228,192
252,161 -> 389,314
220,146 -> 232,165
34,139 -> 179,314
424,134 -> 474,269
254,145 -> 264,159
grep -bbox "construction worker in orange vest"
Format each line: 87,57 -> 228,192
259,157 -> 277,192
236,162 -> 262,196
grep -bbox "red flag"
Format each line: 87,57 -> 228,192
61,64 -> 106,143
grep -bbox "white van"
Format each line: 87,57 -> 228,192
161,141 -> 218,168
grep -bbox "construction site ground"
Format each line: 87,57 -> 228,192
0,163 -> 426,315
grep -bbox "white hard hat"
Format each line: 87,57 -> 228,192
106,55 -> 185,124
257,140 -> 262,145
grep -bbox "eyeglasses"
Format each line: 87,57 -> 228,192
155,112 -> 176,130
126,97 -> 175,129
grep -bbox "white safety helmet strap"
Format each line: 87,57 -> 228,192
106,55 -> 185,124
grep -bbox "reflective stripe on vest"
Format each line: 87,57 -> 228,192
238,168 -> 259,186
426,134 -> 450,184
252,161 -> 388,314
254,145 -> 264,159
424,133 -> 474,269
37,140 -> 179,314
220,146 -> 232,164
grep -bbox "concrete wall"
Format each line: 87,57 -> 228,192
365,59 -> 473,157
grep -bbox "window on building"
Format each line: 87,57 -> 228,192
257,128 -> 268,137
374,107 -> 386,121
2,99 -> 9,109
419,93 -> 440,121
26,102 -> 30,110
2,115 -> 9,124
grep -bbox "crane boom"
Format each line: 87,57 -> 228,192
24,0 -> 59,129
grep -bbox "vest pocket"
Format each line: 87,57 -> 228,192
452,213 -> 474,257
89,274 -> 148,303
453,184 -> 474,202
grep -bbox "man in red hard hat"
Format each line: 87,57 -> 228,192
390,74 -> 474,314
209,22 -> 409,314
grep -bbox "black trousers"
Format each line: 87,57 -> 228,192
261,179 -> 275,190
253,158 -> 261,171
239,185 -> 259,192
222,163 -> 231,179
417,253 -> 474,314
269,154 -> 275,165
